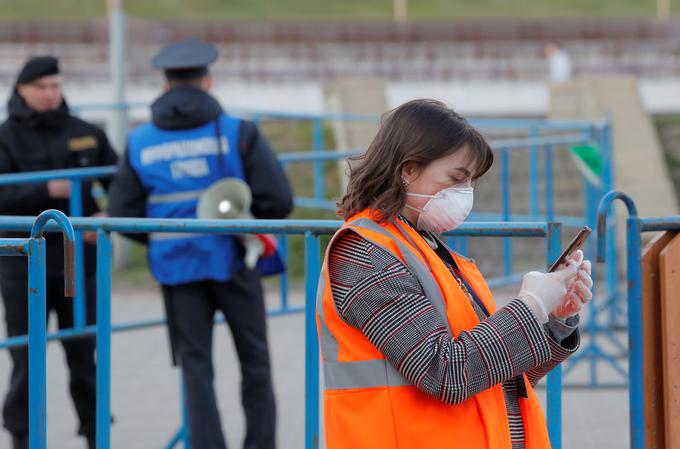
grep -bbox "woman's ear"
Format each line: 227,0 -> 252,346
401,162 -> 419,186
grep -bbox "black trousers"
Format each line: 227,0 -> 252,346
0,271 -> 97,438
162,268 -> 276,449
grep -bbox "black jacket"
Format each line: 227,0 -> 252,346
0,90 -> 119,275
108,86 -> 294,244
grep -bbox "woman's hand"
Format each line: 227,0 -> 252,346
552,250 -> 593,318
518,259 -> 579,324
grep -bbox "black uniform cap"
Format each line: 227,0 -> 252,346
16,56 -> 60,84
152,39 -> 218,81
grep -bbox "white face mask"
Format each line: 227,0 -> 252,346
406,187 -> 474,233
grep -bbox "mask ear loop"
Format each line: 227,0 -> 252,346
407,192 -> 440,199
404,204 -> 424,213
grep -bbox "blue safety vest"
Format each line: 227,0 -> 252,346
128,112 -> 283,285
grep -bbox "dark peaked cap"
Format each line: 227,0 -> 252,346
16,56 -> 60,84
152,39 -> 218,80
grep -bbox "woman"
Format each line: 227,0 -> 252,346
316,99 -> 592,449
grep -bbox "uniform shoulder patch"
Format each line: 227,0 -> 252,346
68,135 -> 98,152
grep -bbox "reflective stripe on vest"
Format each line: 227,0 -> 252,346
147,189 -> 204,204
317,273 -> 411,390
148,232 -> 206,241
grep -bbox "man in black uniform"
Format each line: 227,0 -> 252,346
0,56 -> 118,449
108,40 -> 293,449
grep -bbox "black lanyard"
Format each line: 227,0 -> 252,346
431,242 -> 490,318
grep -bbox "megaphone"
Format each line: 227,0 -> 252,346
197,178 -> 273,269
197,178 -> 252,220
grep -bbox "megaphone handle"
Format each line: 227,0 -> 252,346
243,236 -> 264,269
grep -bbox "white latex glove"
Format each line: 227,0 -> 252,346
518,260 -> 579,324
553,250 -> 593,318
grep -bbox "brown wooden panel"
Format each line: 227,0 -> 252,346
642,232 -> 675,449
659,233 -> 680,449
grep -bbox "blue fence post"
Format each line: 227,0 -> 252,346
28,237 -> 47,449
597,190 -> 644,448
544,145 -> 554,222
529,126 -> 540,217
545,222 -> 563,449
25,209 -> 75,449
626,216 -> 644,449
96,229 -> 112,449
181,374 -> 192,449
70,179 -> 86,329
312,118 -> 324,201
583,180 -> 600,385
278,159 -> 290,312
601,121 -> 620,326
279,234 -> 289,311
304,231 -> 321,449
501,148 -> 512,277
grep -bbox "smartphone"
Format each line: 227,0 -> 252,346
548,226 -> 592,272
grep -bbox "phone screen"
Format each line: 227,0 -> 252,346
548,226 -> 592,272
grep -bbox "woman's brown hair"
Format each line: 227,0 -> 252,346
338,99 -> 494,222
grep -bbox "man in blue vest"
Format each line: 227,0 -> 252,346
108,40 -> 293,449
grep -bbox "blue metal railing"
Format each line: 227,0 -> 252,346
0,113 -> 622,387
0,214 -> 573,449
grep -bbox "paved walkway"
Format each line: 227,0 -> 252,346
0,284 -> 630,449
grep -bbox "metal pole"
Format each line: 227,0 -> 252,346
584,180 -> 599,385
96,230 -> 112,449
546,222 -> 563,449
278,234 -> 289,311
657,0 -> 671,19
529,126 -> 539,217
28,238 -> 47,449
626,217 -> 644,449
304,231 -> 321,449
279,162 -> 290,311
312,118 -> 324,201
601,122 -> 620,325
108,0 -> 130,271
596,190 -> 643,449
181,373 -> 192,449
501,148 -> 512,277
394,0 -> 407,21
544,145 -> 554,222
70,179 -> 86,329
107,0 -> 128,154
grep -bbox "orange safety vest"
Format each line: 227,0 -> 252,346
316,210 -> 552,449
